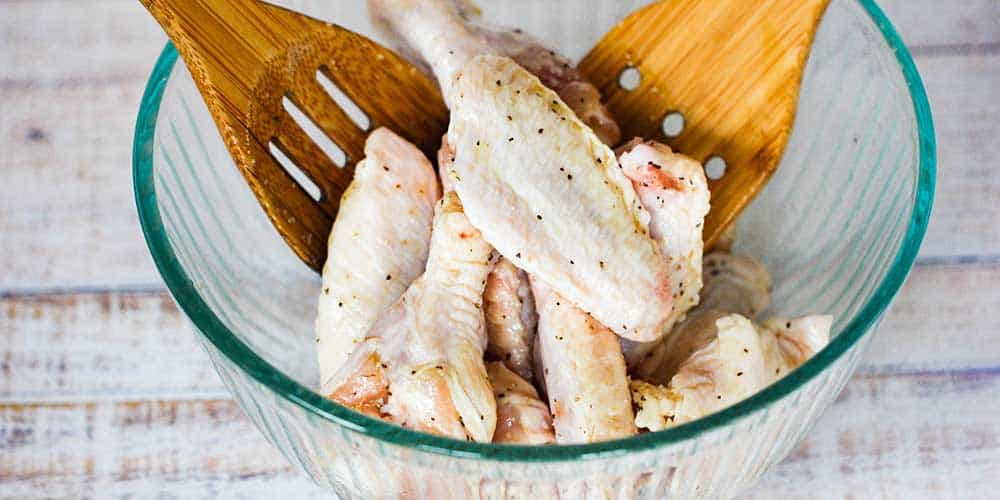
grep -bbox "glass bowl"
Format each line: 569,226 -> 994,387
132,0 -> 934,498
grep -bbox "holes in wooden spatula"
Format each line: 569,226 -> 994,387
317,69 -> 371,132
269,141 -> 322,201
282,96 -> 347,167
704,155 -> 727,180
618,66 -> 641,91
661,111 -> 685,138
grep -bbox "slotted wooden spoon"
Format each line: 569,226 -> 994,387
140,0 -> 448,271
580,0 -> 830,247
141,0 -> 828,271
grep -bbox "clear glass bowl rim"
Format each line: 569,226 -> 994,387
132,0 -> 936,463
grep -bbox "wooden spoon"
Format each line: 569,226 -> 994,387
579,0 -> 830,248
139,0 -> 448,271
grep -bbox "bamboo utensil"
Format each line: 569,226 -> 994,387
140,0 -> 448,271
580,0 -> 830,247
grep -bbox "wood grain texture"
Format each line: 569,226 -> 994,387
746,371 -> 1000,499
0,400 -> 325,499
579,0 -> 830,248
140,0 -> 448,271
0,292 -> 223,401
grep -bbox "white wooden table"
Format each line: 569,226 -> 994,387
1,1 -> 998,498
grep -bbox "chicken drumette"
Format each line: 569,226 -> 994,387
316,128 -> 440,393
326,192 -> 496,442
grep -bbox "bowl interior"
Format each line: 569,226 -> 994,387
135,0 -> 933,461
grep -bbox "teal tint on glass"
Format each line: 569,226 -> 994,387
134,0 -> 934,497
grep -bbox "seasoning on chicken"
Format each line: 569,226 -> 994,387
616,138 -> 711,367
484,257 -> 538,382
632,314 -> 766,432
325,192 -> 496,442
631,251 -> 772,383
487,361 -> 555,444
532,279 -> 636,443
631,313 -> 832,432
316,128 -> 440,393
450,55 -> 672,342
758,315 -> 832,384
368,0 -> 620,145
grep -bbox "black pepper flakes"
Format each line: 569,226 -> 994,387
386,274 -> 392,280
538,128 -> 544,134
496,80 -> 502,86
536,214 -> 543,220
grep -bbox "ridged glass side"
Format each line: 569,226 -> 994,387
134,0 -> 933,497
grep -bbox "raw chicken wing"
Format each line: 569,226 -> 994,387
532,279 -> 636,443
484,257 -> 538,381
316,128 -> 440,393
327,192 -> 496,442
616,139 -> 710,367
758,315 -> 832,384
631,314 -> 766,432
487,361 -> 555,444
631,251 -> 771,383
450,55 -> 672,342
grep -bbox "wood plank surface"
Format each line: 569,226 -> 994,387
2,370 -> 996,498
747,370 -> 1000,499
2,0 -> 998,498
0,400 -> 325,499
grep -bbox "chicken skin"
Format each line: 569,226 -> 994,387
316,128 -> 440,393
368,0 -> 620,145
631,251 -> 772,383
483,257 -> 538,382
758,315 -> 833,384
631,313 -> 831,432
487,361 -> 555,444
450,56 -> 672,342
532,279 -> 636,443
616,139 -> 710,367
326,192 -> 496,442
631,314 -> 766,432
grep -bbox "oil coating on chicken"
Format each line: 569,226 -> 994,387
326,192 -> 496,442
316,128 -> 440,393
